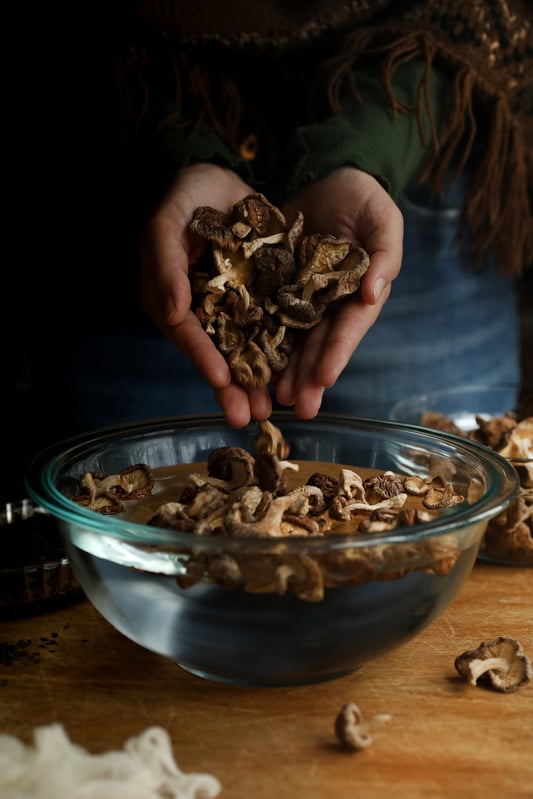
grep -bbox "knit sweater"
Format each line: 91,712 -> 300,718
105,0 -> 533,274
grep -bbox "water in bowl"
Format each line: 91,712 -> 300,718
65,538 -> 478,686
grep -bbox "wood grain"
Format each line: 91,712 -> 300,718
1,563 -> 532,799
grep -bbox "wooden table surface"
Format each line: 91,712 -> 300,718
1,562 -> 532,799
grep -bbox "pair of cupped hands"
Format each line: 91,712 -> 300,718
140,163 -> 403,427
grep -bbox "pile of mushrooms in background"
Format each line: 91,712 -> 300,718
421,410 -> 533,562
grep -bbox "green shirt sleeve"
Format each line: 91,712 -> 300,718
147,124 -> 252,187
282,57 -> 453,201
143,56 -> 452,203
134,124 -> 252,215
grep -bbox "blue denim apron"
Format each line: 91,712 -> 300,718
320,176 -> 520,418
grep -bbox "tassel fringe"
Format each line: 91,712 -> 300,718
323,29 -> 533,274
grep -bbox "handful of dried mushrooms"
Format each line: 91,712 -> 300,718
189,192 -> 370,389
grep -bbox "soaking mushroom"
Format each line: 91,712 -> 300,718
224,486 -> 324,538
72,464 -> 154,514
89,421 -> 472,598
206,446 -> 256,490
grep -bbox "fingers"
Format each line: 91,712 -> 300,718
163,310 -> 233,390
159,310 -> 273,427
140,212 -> 193,326
141,213 -> 233,391
215,384 -> 273,428
141,164 -> 255,327
139,165 -> 266,426
275,168 -> 403,419
284,167 -> 403,309
140,164 -> 403,427
358,215 -> 403,307
275,283 -> 392,418
314,282 -> 392,387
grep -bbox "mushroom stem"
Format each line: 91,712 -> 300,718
467,656 -> 510,685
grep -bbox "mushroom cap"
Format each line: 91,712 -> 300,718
72,491 -> 124,515
455,636 -> 532,692
276,284 -> 325,327
228,341 -> 272,389
252,245 -> 297,295
296,234 -> 352,283
420,411 -> 465,437
116,464 -> 155,498
257,325 -> 289,372
254,451 -> 288,493
498,417 -> 533,486
314,247 -> 371,305
233,192 -> 286,236
147,501 -> 195,531
189,206 -> 241,251
207,446 -> 256,488
73,464 -> 154,513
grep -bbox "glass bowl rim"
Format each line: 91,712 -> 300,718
24,411 -> 520,554
389,381 -> 530,412
389,383 -> 533,465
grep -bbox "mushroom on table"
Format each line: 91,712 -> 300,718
334,702 -> 391,751
454,636 -> 531,692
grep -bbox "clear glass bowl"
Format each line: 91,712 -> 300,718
25,412 -> 518,686
389,384 -> 533,566
389,384 -> 532,430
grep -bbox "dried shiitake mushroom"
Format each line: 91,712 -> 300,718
455,636 -> 531,692
420,409 -> 533,562
189,193 -> 370,390
72,464 -> 154,515
140,422 -> 464,601
334,703 -> 391,751
66,422 -> 467,601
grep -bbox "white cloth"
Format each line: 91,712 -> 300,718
0,724 -> 221,799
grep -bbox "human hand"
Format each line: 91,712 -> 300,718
275,166 -> 403,418
140,163 -> 274,427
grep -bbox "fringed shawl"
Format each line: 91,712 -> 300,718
109,0 -> 533,274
